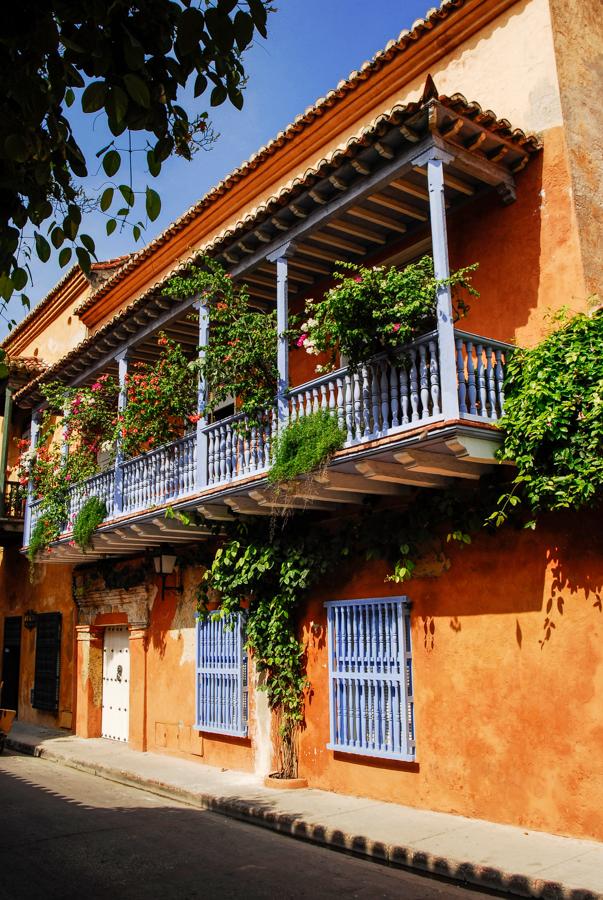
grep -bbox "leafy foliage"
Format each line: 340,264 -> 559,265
119,334 -> 197,458
298,256 -> 477,373
0,0 -> 273,311
166,259 -> 278,419
268,411 -> 345,484
491,310 -> 603,525
72,496 -> 108,552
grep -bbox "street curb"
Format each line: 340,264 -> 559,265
8,736 -> 602,900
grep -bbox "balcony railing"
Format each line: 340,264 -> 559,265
24,330 -> 513,545
2,482 -> 25,519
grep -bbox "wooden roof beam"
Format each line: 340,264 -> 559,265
310,231 -> 365,255
368,193 -> 428,221
412,165 -> 474,196
328,219 -> 386,244
348,206 -> 407,233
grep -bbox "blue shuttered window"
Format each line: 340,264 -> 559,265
194,613 -> 248,737
325,597 -> 415,761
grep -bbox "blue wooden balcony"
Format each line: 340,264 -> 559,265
26,328 -> 512,554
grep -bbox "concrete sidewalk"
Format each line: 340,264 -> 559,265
6,722 -> 602,900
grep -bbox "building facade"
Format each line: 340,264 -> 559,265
1,0 -> 602,843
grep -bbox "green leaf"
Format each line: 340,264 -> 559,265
248,0 -> 268,38
82,81 -> 106,113
58,247 -> 72,267
102,150 -> 121,177
107,85 -> 128,124
132,225 -> 141,241
233,10 -> 254,51
65,88 -> 75,108
147,149 -> 161,178
12,267 -> 28,291
194,73 -> 208,98
176,7 -> 205,55
76,246 -> 91,275
80,233 -> 96,255
106,218 -> 117,236
100,187 -> 114,212
4,134 -> 29,162
145,187 -> 161,221
119,184 -> 135,207
210,84 -> 228,107
50,227 -> 65,249
34,232 -> 51,263
123,73 -> 150,109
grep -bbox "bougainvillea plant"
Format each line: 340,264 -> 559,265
165,258 -> 278,419
298,255 -> 478,373
118,334 -> 198,458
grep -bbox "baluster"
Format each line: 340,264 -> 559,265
336,376 -> 345,433
263,417 -> 271,468
370,363 -> 380,435
224,424 -> 233,479
305,389 -> 312,418
429,339 -> 441,416
217,424 -> 225,481
475,343 -> 487,417
380,362 -> 390,430
312,386 -> 319,414
353,371 -> 362,439
251,425 -> 259,473
344,372 -> 353,442
409,349 -> 420,421
487,345 -> 498,420
361,365 -> 371,436
466,340 -> 477,415
328,380 -> 336,419
320,383 -> 327,412
243,419 -> 251,474
419,343 -> 430,419
207,429 -> 215,484
496,348 -> 505,416
389,364 -> 399,428
399,364 -> 410,425
456,338 -> 467,415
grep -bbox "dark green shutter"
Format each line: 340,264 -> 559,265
32,613 -> 62,712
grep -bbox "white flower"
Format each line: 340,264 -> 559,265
301,322 -> 309,332
100,440 -> 114,454
307,317 -> 318,329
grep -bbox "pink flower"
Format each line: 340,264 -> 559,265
392,323 -> 401,333
65,473 -> 72,481
354,276 -> 363,283
188,413 -> 202,424
296,333 -> 308,348
91,382 -> 102,391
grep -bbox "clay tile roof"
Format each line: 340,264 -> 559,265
1,255 -> 131,352
74,0 -> 473,318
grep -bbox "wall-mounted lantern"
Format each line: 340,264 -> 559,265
24,609 -> 38,630
153,552 -> 183,601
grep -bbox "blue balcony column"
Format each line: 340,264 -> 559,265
113,350 -> 129,514
267,241 -> 296,425
195,299 -> 210,489
23,406 -> 42,543
415,146 -> 460,421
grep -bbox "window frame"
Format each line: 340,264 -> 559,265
194,611 -> 248,738
325,596 -> 415,762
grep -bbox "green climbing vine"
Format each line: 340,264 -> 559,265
491,309 -> 603,527
268,410 -> 345,484
72,497 -> 108,552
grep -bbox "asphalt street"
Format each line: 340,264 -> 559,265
0,751 -> 498,900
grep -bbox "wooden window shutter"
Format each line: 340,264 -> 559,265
32,613 -> 62,712
194,612 -> 248,737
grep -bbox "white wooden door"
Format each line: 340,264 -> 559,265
101,627 -> 130,742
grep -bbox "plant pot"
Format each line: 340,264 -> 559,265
263,774 -> 308,790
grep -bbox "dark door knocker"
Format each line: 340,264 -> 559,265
116,664 -> 123,683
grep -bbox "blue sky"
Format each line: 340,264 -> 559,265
2,0 -> 431,339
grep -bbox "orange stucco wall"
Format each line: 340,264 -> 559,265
0,549 -> 75,730
298,510 -> 603,841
